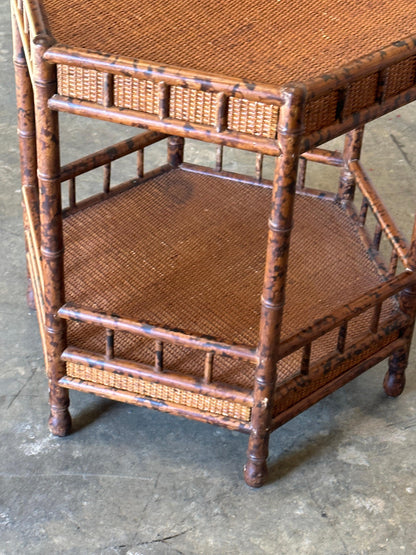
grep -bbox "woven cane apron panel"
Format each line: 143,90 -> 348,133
65,362 -> 252,422
63,169 -> 396,391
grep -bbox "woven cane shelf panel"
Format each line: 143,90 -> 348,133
43,0 -> 416,86
65,362 -> 252,422
63,167 -> 396,391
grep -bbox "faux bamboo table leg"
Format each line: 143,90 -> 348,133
33,36 -> 71,436
244,86 -> 306,487
384,218 -> 416,396
12,12 -> 37,310
338,126 -> 365,202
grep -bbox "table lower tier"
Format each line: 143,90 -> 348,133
25,165 -> 408,429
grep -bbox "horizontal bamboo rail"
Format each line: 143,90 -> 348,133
48,95 -> 282,157
59,376 -> 251,433
278,271 -> 416,360
60,130 -> 166,182
62,165 -> 172,216
350,160 -> 410,266
58,303 -> 258,362
302,85 -> 416,151
304,35 -> 416,100
271,337 -> 407,431
44,45 -> 284,103
61,347 -> 253,404
301,148 -> 343,167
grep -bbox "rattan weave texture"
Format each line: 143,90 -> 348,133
63,168 -> 394,389
43,0 -> 416,85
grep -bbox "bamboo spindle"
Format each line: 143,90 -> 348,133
338,126 -> 364,202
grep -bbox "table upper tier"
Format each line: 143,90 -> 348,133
42,0 -> 416,87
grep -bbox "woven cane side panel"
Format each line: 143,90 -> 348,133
66,362 -> 252,422
169,87 -> 218,126
227,97 -> 279,138
343,73 -> 379,117
57,65 -> 105,104
384,56 -> 416,98
274,331 -> 400,416
304,91 -> 338,134
113,76 -> 160,114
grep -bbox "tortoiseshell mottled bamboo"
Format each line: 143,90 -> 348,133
59,375 -> 252,432
338,126 -> 364,201
60,130 -> 166,182
58,303 -> 258,362
11,0 -> 416,489
384,218 -> 416,395
48,95 -> 283,156
12,11 -> 38,309
278,271 -> 416,360
61,347 -> 253,404
272,337 -> 407,431
244,85 -> 306,488
350,160 -> 409,265
32,35 -> 71,436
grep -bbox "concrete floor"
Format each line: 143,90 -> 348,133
1,4 -> 416,554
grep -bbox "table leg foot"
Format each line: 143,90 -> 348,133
244,456 -> 268,488
383,348 -> 407,397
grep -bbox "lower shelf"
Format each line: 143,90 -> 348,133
62,165 -> 397,393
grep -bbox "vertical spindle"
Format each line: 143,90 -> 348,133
370,303 -> 382,334
255,153 -> 264,182
337,322 -> 348,353
158,82 -> 169,120
103,73 -> 114,108
300,343 -> 311,375
103,163 -> 111,194
215,145 -> 223,171
373,222 -> 382,250
215,92 -> 228,133
137,148 -> 144,178
155,341 -> 164,372
296,156 -> 307,190
204,352 -> 214,383
69,178 -> 76,207
106,329 -> 114,359
359,197 -> 369,226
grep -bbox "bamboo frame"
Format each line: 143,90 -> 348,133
10,0 -> 416,488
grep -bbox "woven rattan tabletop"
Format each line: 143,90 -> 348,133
42,0 -> 416,87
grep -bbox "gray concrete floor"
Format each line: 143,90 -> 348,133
1,4 -> 416,554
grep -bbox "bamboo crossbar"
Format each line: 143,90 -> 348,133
60,130 -> 167,182
62,165 -> 172,216
44,45 -> 284,103
48,95 -> 282,157
278,271 -> 416,360
301,148 -> 343,167
58,303 -> 258,362
58,376 -> 251,432
271,337 -> 407,431
61,347 -> 253,404
350,160 -> 410,266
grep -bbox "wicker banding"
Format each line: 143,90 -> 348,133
65,362 -> 252,422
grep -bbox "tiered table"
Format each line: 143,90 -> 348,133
11,0 -> 416,486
